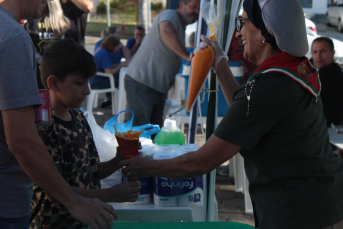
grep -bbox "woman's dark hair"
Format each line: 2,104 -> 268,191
40,39 -> 97,90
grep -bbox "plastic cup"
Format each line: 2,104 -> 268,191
115,135 -> 140,159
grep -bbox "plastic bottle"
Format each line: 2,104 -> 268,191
154,119 -> 185,145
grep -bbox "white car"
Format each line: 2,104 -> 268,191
326,2 -> 343,32
305,17 -> 317,36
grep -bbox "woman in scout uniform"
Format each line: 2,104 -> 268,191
120,0 -> 343,228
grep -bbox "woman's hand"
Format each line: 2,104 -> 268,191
193,35 -> 228,71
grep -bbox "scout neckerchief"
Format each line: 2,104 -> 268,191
244,52 -> 321,116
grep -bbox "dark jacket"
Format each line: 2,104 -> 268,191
319,62 -> 343,126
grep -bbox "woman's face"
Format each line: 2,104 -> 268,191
236,11 -> 265,65
111,44 -> 121,54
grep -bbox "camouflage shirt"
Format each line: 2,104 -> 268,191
30,110 -> 100,229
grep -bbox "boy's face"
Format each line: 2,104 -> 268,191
56,73 -> 91,108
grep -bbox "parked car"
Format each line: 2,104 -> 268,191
305,17 -> 317,36
326,2 -> 343,32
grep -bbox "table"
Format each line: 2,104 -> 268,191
117,67 -> 128,123
328,127 -> 343,149
82,222 -> 254,229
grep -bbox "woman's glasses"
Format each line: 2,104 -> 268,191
235,16 -> 249,32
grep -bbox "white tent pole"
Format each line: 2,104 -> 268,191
106,0 -> 111,26
147,0 -> 152,29
224,0 -> 243,53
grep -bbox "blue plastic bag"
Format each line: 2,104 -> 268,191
103,110 -> 160,139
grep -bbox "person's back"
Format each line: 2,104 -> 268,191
126,9 -> 185,94
24,0 -> 78,89
60,0 -> 93,46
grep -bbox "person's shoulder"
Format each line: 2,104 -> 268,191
255,71 -> 301,95
95,38 -> 104,45
161,9 -> 177,15
95,48 -> 109,56
186,47 -> 195,53
127,37 -> 135,43
158,9 -> 179,21
73,110 -> 89,124
0,11 -> 30,44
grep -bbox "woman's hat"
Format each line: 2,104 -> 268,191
243,0 -> 308,57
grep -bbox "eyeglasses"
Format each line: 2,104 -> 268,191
235,16 -> 249,32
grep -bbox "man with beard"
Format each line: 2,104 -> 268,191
124,0 -> 200,127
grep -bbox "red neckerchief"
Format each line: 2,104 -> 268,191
249,52 -> 321,100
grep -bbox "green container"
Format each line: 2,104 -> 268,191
154,119 -> 185,145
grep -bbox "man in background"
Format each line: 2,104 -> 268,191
311,36 -> 343,126
126,25 -> 146,56
124,0 -> 200,127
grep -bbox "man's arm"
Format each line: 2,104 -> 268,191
159,21 -> 191,62
104,61 -> 129,75
128,38 -> 143,56
2,106 -> 117,229
129,42 -> 140,56
120,44 -> 131,60
62,0 -> 94,13
120,134 -> 241,180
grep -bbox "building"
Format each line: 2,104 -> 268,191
300,0 -> 328,18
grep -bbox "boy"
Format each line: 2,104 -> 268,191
30,39 -> 141,229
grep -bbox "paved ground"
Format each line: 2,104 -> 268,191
314,18 -> 343,41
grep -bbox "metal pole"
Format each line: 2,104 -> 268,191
147,0 -> 151,29
106,0 -> 111,26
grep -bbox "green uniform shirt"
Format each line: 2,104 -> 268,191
214,71 -> 343,229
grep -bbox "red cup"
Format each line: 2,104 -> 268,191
115,135 -> 140,160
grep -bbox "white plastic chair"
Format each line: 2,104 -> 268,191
86,72 -> 117,115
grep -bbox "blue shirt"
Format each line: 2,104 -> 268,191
91,48 -> 112,84
126,37 -> 139,50
179,47 -> 194,74
94,38 -> 123,65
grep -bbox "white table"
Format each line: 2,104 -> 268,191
328,127 -> 343,149
117,67 -> 128,124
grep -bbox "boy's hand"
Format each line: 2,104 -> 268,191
108,181 -> 141,202
114,147 -> 123,162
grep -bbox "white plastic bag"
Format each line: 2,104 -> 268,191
84,111 -> 118,162
84,112 -> 122,187
201,0 -> 219,37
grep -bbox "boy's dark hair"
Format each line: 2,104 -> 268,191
40,39 -> 97,90
100,35 -> 121,52
312,36 -> 335,51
